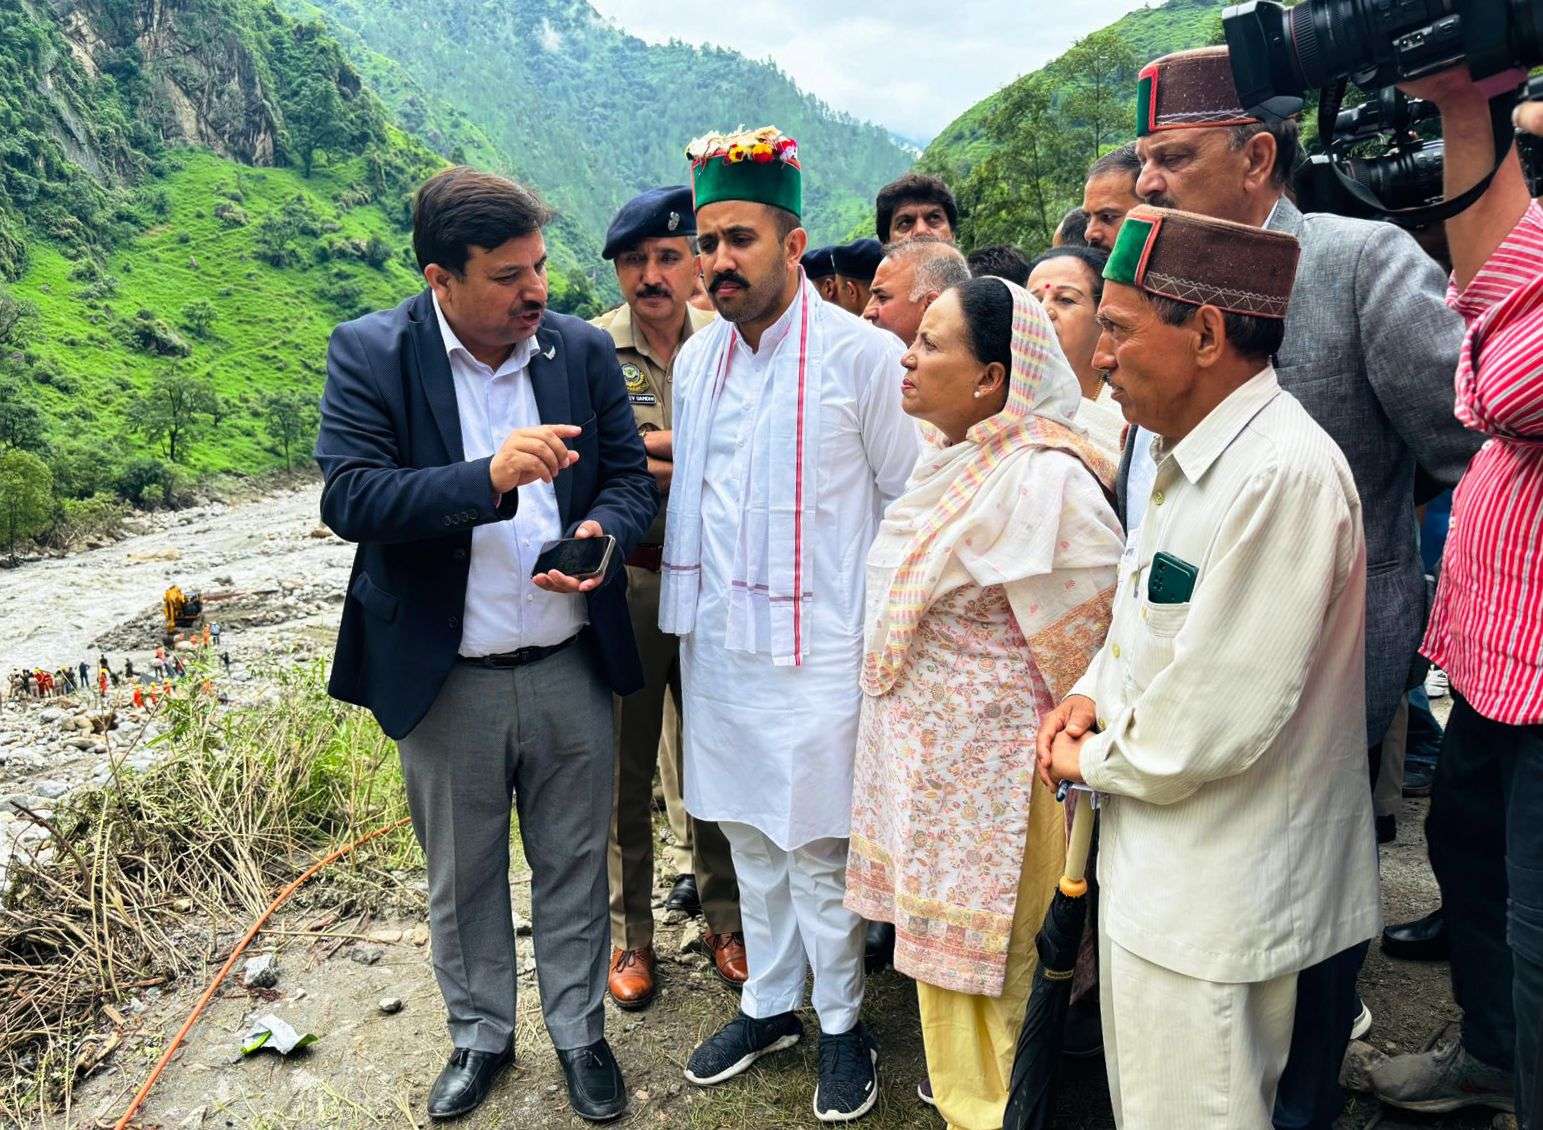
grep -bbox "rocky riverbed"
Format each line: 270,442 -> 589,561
0,480 -> 354,890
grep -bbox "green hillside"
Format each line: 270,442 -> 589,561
914,0 -> 1222,255
273,0 -> 913,281
0,0 -> 614,541
921,0 -> 1221,178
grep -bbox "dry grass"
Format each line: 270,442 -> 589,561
0,660 -> 417,1123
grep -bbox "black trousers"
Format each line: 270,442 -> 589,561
1428,693 -> 1543,1127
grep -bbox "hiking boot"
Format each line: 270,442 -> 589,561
814,1022 -> 879,1122
1370,1038 -> 1515,1114
684,1010 -> 803,1086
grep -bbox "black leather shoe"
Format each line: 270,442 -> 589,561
427,1040 -> 514,1119
1381,908 -> 1449,962
664,873 -> 701,917
864,920 -> 895,973
1375,813 -> 1397,844
557,1039 -> 628,1122
1403,763 -> 1435,797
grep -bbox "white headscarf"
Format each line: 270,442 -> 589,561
861,279 -> 1122,698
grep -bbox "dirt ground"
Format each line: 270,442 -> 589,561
49,789 -> 1492,1130
1,485 -> 1500,1130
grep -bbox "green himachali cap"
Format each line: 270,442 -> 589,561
1104,205 -> 1300,319
686,126 -> 803,219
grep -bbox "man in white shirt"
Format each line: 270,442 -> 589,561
1038,206 -> 1379,1128
659,126 -> 917,1123
316,167 -> 657,1123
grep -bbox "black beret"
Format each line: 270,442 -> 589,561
801,245 -> 837,279
831,238 -> 884,281
603,185 -> 696,260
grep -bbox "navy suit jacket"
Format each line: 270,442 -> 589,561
315,290 -> 658,739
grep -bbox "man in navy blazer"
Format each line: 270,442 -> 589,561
315,166 -> 656,1123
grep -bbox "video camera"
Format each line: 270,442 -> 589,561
1222,0 -> 1543,224
1295,76 -> 1543,217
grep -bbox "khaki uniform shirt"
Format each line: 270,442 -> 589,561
591,302 -> 716,545
1071,368 -> 1379,984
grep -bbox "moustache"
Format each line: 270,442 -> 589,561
1143,192 -> 1177,210
635,284 -> 673,301
709,272 -> 751,294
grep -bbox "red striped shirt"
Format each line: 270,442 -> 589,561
1422,201 -> 1543,724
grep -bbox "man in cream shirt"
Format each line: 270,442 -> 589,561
1038,206 -> 1379,1127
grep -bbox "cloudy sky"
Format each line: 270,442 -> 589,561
587,0 -> 1154,143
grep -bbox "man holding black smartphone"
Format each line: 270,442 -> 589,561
1037,207 -> 1379,1127
315,166 -> 656,1123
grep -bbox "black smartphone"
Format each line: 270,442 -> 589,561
531,535 -> 616,581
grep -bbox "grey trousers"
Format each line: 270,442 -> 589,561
398,645 -> 613,1053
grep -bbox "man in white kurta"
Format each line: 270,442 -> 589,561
1039,208 -> 1379,1128
659,126 -> 917,1123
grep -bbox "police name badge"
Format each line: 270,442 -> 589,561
622,362 -> 656,406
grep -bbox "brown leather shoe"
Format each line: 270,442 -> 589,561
607,946 -> 656,1011
703,931 -> 748,988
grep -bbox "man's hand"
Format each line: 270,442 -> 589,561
1041,730 -> 1089,789
1036,694 -> 1097,789
642,429 -> 673,461
490,424 -> 582,494
1517,101 -> 1543,137
533,520 -> 606,594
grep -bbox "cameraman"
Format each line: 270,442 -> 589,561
1369,67 -> 1543,1128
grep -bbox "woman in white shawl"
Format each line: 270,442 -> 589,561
844,277 -> 1123,1129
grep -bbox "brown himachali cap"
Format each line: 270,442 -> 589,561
1103,205 -> 1300,319
1137,46 -> 1260,137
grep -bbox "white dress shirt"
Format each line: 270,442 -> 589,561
433,295 -> 586,657
1071,368 -> 1379,983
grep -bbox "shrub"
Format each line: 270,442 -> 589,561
180,299 -> 215,339
57,492 -> 125,542
114,456 -> 176,507
126,309 -> 191,357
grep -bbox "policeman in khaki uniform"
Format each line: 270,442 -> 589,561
592,186 -> 746,1010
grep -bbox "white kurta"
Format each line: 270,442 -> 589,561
678,297 -> 918,850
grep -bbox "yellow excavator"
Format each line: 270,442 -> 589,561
162,584 -> 204,639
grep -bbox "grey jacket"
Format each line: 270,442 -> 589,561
1117,197 -> 1480,746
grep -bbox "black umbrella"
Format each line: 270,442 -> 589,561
1003,783 -> 1097,1130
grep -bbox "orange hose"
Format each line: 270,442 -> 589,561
112,817 -> 411,1130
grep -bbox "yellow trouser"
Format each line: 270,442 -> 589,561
917,778 -> 1064,1130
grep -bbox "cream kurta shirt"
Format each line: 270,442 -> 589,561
1071,367 -> 1380,984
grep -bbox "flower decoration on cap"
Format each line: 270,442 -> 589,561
686,126 -> 803,219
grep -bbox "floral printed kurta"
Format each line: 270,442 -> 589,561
845,583 -> 1067,997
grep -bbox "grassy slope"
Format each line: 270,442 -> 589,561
15,147 -> 422,477
921,0 -> 1221,175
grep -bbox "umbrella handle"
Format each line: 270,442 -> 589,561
1060,794 -> 1095,898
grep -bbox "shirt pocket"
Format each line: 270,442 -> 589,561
1125,599 -> 1190,692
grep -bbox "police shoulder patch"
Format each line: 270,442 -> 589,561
621,363 -> 649,394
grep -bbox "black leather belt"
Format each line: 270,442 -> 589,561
459,635 -> 576,669
627,544 -> 665,572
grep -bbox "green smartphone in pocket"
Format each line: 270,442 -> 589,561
1148,552 -> 1199,604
